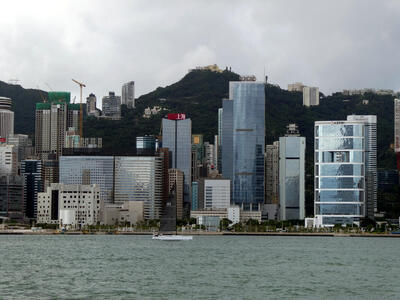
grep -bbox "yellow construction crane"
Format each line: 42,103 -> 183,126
72,79 -> 86,138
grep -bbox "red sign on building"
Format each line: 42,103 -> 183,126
167,113 -> 186,120
0,138 -> 6,143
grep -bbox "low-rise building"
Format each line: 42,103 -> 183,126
37,183 -> 101,228
102,201 -> 144,225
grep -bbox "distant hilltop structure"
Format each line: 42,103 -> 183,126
188,64 -> 225,73
342,88 -> 395,96
287,82 -> 304,92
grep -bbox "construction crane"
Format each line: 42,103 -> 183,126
72,79 -> 86,138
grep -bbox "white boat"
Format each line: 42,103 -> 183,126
152,234 -> 193,241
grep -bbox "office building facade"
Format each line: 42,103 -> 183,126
279,126 -> 305,220
21,159 -> 42,219
315,119 -> 372,226
59,156 -> 114,203
168,168 -> 184,220
230,81 -> 265,210
114,156 -> 163,220
162,116 -> 192,203
0,175 -> 24,221
203,179 -> 231,209
102,92 -> 121,119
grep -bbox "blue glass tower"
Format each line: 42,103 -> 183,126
230,81 -> 265,210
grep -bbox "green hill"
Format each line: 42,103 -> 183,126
0,81 -> 46,135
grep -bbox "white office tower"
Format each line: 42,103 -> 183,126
122,81 -> 135,108
314,116 -> 376,227
37,183 -> 101,228
279,125 -> 305,220
303,86 -> 319,106
394,99 -> 400,153
346,115 -> 377,216
0,144 -> 17,176
203,179 -> 231,209
0,97 -> 14,139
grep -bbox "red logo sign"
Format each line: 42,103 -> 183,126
167,113 -> 186,120
0,138 -> 6,143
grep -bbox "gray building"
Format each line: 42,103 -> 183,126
122,81 -> 135,108
0,175 -> 24,221
229,80 -> 265,211
221,99 -> 233,181
59,156 -> 114,204
102,92 -> 121,119
114,156 -> 163,220
279,125 -> 305,220
264,141 -> 279,220
162,117 -> 192,203
136,136 -> 156,155
303,86 -> 319,106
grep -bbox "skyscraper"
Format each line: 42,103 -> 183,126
314,116 -> 376,226
229,80 -> 265,210
0,97 -> 14,139
122,81 -> 135,108
264,141 -> 279,219
114,156 -> 163,220
162,114 -> 192,204
21,159 -> 42,220
394,99 -> 400,166
168,169 -> 184,219
279,124 -> 305,220
221,99 -> 233,180
0,175 -> 24,221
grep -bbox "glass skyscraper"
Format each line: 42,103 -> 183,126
114,156 -> 163,220
59,156 -> 114,203
229,81 -> 265,210
315,119 -> 370,226
279,133 -> 305,220
21,159 -> 42,219
162,118 -> 192,201
221,99 -> 233,181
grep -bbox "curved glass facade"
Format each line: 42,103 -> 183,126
315,121 -> 366,226
230,82 -> 265,210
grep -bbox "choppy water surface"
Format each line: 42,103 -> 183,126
0,235 -> 399,299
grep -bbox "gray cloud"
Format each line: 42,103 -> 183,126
1,0 -> 400,106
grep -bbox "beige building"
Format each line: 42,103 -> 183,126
168,169 -> 184,220
0,144 -> 17,176
102,201 -> 144,225
287,82 -> 304,92
37,183 -> 101,228
191,208 -> 262,223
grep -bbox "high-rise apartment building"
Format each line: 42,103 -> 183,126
86,93 -> 98,117
21,159 -> 42,220
114,156 -> 163,220
0,97 -> 14,139
35,92 -> 81,160
303,86 -> 319,106
265,141 -> 280,217
314,116 -> 376,226
102,92 -> 121,119
162,114 -> 192,203
228,80 -> 265,210
59,156 -> 114,204
168,168 -> 184,220
394,99 -> 400,154
288,82 -> 305,92
122,81 -> 135,108
279,125 -> 305,220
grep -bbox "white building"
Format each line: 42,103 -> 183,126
303,86 -> 319,106
0,97 -> 14,139
203,179 -> 230,209
102,201 -> 144,225
122,81 -> 135,108
0,144 -> 17,176
37,183 -> 101,228
227,206 -> 240,224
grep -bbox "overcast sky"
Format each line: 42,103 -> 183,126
1,0 -> 400,105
